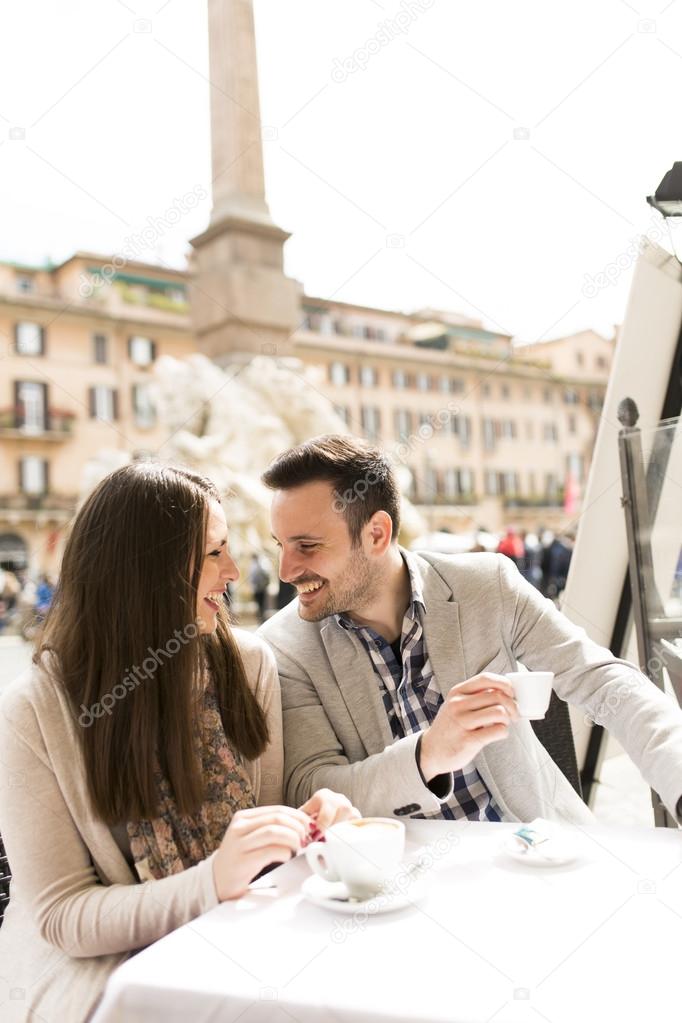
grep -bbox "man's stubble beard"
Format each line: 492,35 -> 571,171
297,546 -> 380,623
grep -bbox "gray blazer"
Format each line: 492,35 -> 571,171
259,551 -> 682,825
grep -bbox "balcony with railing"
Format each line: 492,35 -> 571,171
0,406 -> 76,440
0,492 -> 76,519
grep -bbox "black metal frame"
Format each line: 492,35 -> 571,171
0,832 -> 10,926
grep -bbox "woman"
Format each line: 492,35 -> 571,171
0,463 -> 356,1022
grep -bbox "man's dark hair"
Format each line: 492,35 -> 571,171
262,434 -> 401,546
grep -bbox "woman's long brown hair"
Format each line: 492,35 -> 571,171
35,462 -> 269,825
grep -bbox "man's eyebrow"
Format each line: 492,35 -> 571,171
271,533 -> 323,542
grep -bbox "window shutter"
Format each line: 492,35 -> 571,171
39,326 -> 46,355
13,381 -> 20,426
13,323 -> 19,353
88,387 -> 96,418
42,383 -> 49,429
112,389 -> 119,420
18,458 -> 24,492
128,338 -> 133,360
151,341 -> 157,361
44,458 -> 50,494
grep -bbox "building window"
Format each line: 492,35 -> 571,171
443,469 -> 458,499
360,405 -> 381,440
501,471 -> 519,496
482,417 -> 495,451
19,456 -> 48,495
334,404 -> 350,425
484,470 -> 499,496
543,422 -> 558,442
392,369 -> 408,389
15,321 -> 44,356
481,382 -> 491,398
568,413 -> 576,434
416,372 -> 431,393
525,420 -> 534,440
566,452 -> 584,484
93,334 -> 108,364
329,361 -> 349,386
545,473 -> 559,499
132,384 -> 156,428
459,416 -> 472,448
596,356 -> 607,370
16,275 -> 34,294
563,388 -> 579,405
501,419 -> 516,440
543,388 -> 552,403
423,465 -> 439,499
528,471 -> 536,494
128,336 -> 156,367
15,380 -> 47,432
89,386 -> 118,423
359,365 -> 378,388
501,383 -> 510,400
576,351 -> 584,367
448,414 -> 459,437
394,408 -> 412,438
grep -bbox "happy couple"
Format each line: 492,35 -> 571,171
2,434 -> 682,1023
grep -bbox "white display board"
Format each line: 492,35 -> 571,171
561,239 -> 682,766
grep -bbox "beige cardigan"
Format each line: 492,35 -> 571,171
0,629 -> 283,1023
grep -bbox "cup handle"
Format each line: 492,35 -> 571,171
305,841 -> 340,882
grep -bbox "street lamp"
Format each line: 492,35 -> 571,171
647,162 -> 682,217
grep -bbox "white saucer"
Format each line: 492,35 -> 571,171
501,834 -> 578,868
301,873 -> 427,914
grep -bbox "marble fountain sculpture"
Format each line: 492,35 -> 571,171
81,354 -> 425,565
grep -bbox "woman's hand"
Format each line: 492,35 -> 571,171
213,805 -> 311,901
299,788 -> 360,840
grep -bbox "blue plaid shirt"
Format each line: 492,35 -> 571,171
335,552 -> 502,822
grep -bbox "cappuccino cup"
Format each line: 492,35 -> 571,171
305,817 -> 405,899
506,671 -> 554,720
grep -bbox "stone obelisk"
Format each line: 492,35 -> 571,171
190,0 -> 300,362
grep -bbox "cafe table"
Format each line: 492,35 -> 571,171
91,820 -> 682,1023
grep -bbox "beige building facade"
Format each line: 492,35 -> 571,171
0,250 -> 612,575
0,254 -> 195,576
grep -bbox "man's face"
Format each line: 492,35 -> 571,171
270,480 -> 380,622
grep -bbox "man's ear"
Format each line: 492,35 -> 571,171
366,511 -> 393,554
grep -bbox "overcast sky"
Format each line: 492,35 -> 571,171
2,0 -> 682,341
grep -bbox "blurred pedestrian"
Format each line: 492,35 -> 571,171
248,553 -> 270,624
542,532 -> 574,600
497,526 -> 524,567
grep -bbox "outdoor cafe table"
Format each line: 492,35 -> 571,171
91,820 -> 682,1023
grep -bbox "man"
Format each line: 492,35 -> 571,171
258,435 -> 682,824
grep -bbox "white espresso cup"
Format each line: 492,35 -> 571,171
506,671 -> 554,720
305,817 -> 405,899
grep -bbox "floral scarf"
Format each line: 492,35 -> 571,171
126,674 -> 256,881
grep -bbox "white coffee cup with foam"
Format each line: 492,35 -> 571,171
305,817 -> 405,899
506,671 -> 555,720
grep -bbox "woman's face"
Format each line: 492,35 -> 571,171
196,500 -> 239,634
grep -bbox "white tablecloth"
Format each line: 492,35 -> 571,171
91,821 -> 682,1023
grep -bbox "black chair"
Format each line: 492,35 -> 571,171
0,831 -> 10,926
531,692 -> 583,799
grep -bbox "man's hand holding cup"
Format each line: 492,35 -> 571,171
419,673 -> 520,782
